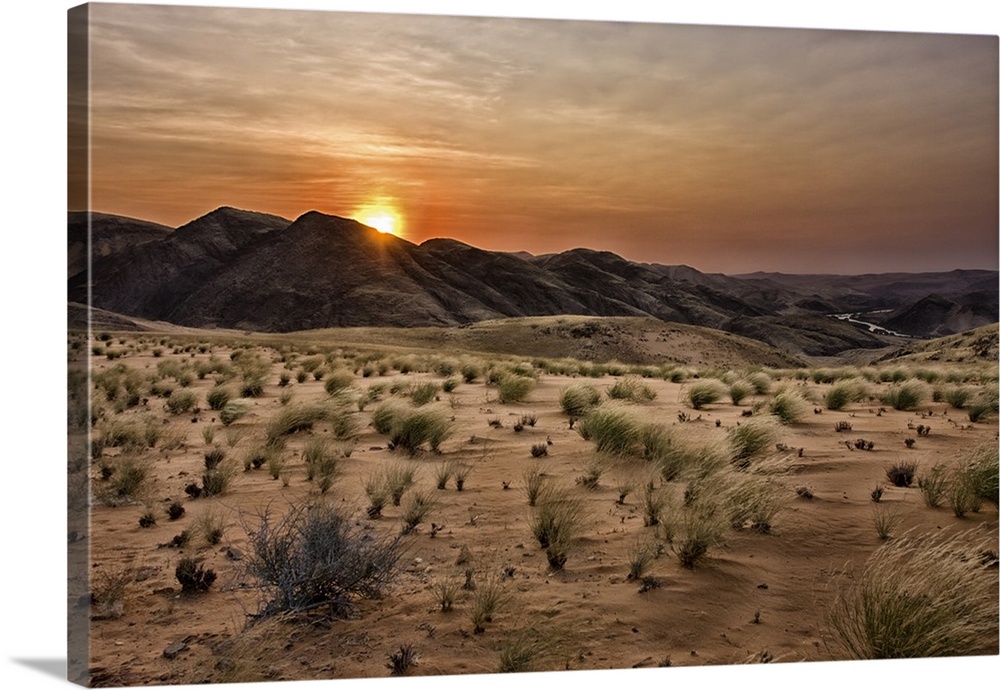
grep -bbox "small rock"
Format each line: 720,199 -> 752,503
224,546 -> 244,561
163,640 -> 189,659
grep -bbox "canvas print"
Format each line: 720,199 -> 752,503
67,2 -> 999,687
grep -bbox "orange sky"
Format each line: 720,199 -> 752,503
76,3 -> 998,274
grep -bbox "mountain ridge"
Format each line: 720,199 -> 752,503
67,208 -> 998,357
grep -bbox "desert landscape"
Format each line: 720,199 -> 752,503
68,311 -> 998,686
64,5 -> 999,688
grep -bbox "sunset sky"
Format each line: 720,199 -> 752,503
77,2 -> 998,274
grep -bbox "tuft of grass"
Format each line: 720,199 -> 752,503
824,379 -> 869,411
400,490 -> 436,535
625,538 -> 659,581
323,369 -> 354,395
576,402 -> 641,456
497,374 -> 535,404
607,377 -> 656,403
409,381 -> 439,406
193,507 -> 227,545
917,464 -> 950,508
768,389 -> 808,424
559,383 -> 602,418
98,455 -> 154,506
827,529 -> 999,659
871,503 -> 901,540
529,487 -> 585,570
386,644 -> 419,676
668,504 -> 726,569
966,384 -> 999,423
951,441 -> 998,510
727,416 -> 780,467
722,474 -> 788,533
165,389 -> 198,414
469,569 -> 509,634
202,458 -> 239,496
264,403 -> 329,447
433,460 -> 456,490
206,386 -> 233,411
686,380 -> 728,410
388,406 -> 453,455
522,464 -> 546,506
880,380 -> 931,411
728,380 -> 754,406
219,399 -> 252,426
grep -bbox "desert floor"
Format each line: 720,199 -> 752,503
69,330 -> 999,687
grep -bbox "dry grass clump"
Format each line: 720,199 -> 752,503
950,441 -> 998,515
966,384 -> 999,423
201,456 -> 239,496
686,380 -> 728,410
390,406 -> 453,455
219,399 -> 252,426
495,626 -> 562,673
824,378 -> 870,410
880,380 -> 931,411
323,368 -> 354,395
400,490 -> 436,534
576,402 -> 641,456
497,374 -> 535,404
727,415 -> 780,467
917,464 -> 950,508
665,502 -> 727,569
264,403 -> 329,448
529,487 -> 586,570
559,383 -> 602,419
241,501 -> 404,621
827,529 -> 999,659
409,381 -> 439,406
96,455 -> 154,506
768,389 -> 808,424
721,473 -> 788,533
303,438 -> 340,493
728,380 -> 754,405
522,463 -> 546,506
885,461 -> 918,488
607,376 -> 656,403
206,386 -> 233,411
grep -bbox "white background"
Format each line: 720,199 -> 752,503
1,1 -> 997,689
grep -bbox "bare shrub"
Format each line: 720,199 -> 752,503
241,501 -> 404,621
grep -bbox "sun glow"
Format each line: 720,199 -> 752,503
355,201 -> 403,237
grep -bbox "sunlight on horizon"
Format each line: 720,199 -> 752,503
354,200 -> 404,237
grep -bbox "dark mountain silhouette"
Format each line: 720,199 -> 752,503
67,211 -> 173,280
877,292 -> 999,338
68,208 -> 998,357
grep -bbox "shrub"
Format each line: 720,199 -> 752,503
880,381 -> 930,411
167,500 -> 186,520
530,442 -> 548,458
768,390 -> 808,424
241,502 -> 403,620
165,389 -> 198,414
943,386 -> 974,409
202,457 -> 239,496
175,557 -> 217,593
324,369 -> 354,396
194,508 -> 226,545
498,374 -> 535,404
827,530 -> 999,659
886,461 -> 918,488
687,380 -> 727,410
559,383 -> 602,418
529,487 -> 585,570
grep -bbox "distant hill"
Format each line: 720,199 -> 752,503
67,208 -> 998,358
67,211 -> 173,280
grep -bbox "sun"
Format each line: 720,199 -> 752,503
354,201 -> 403,237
